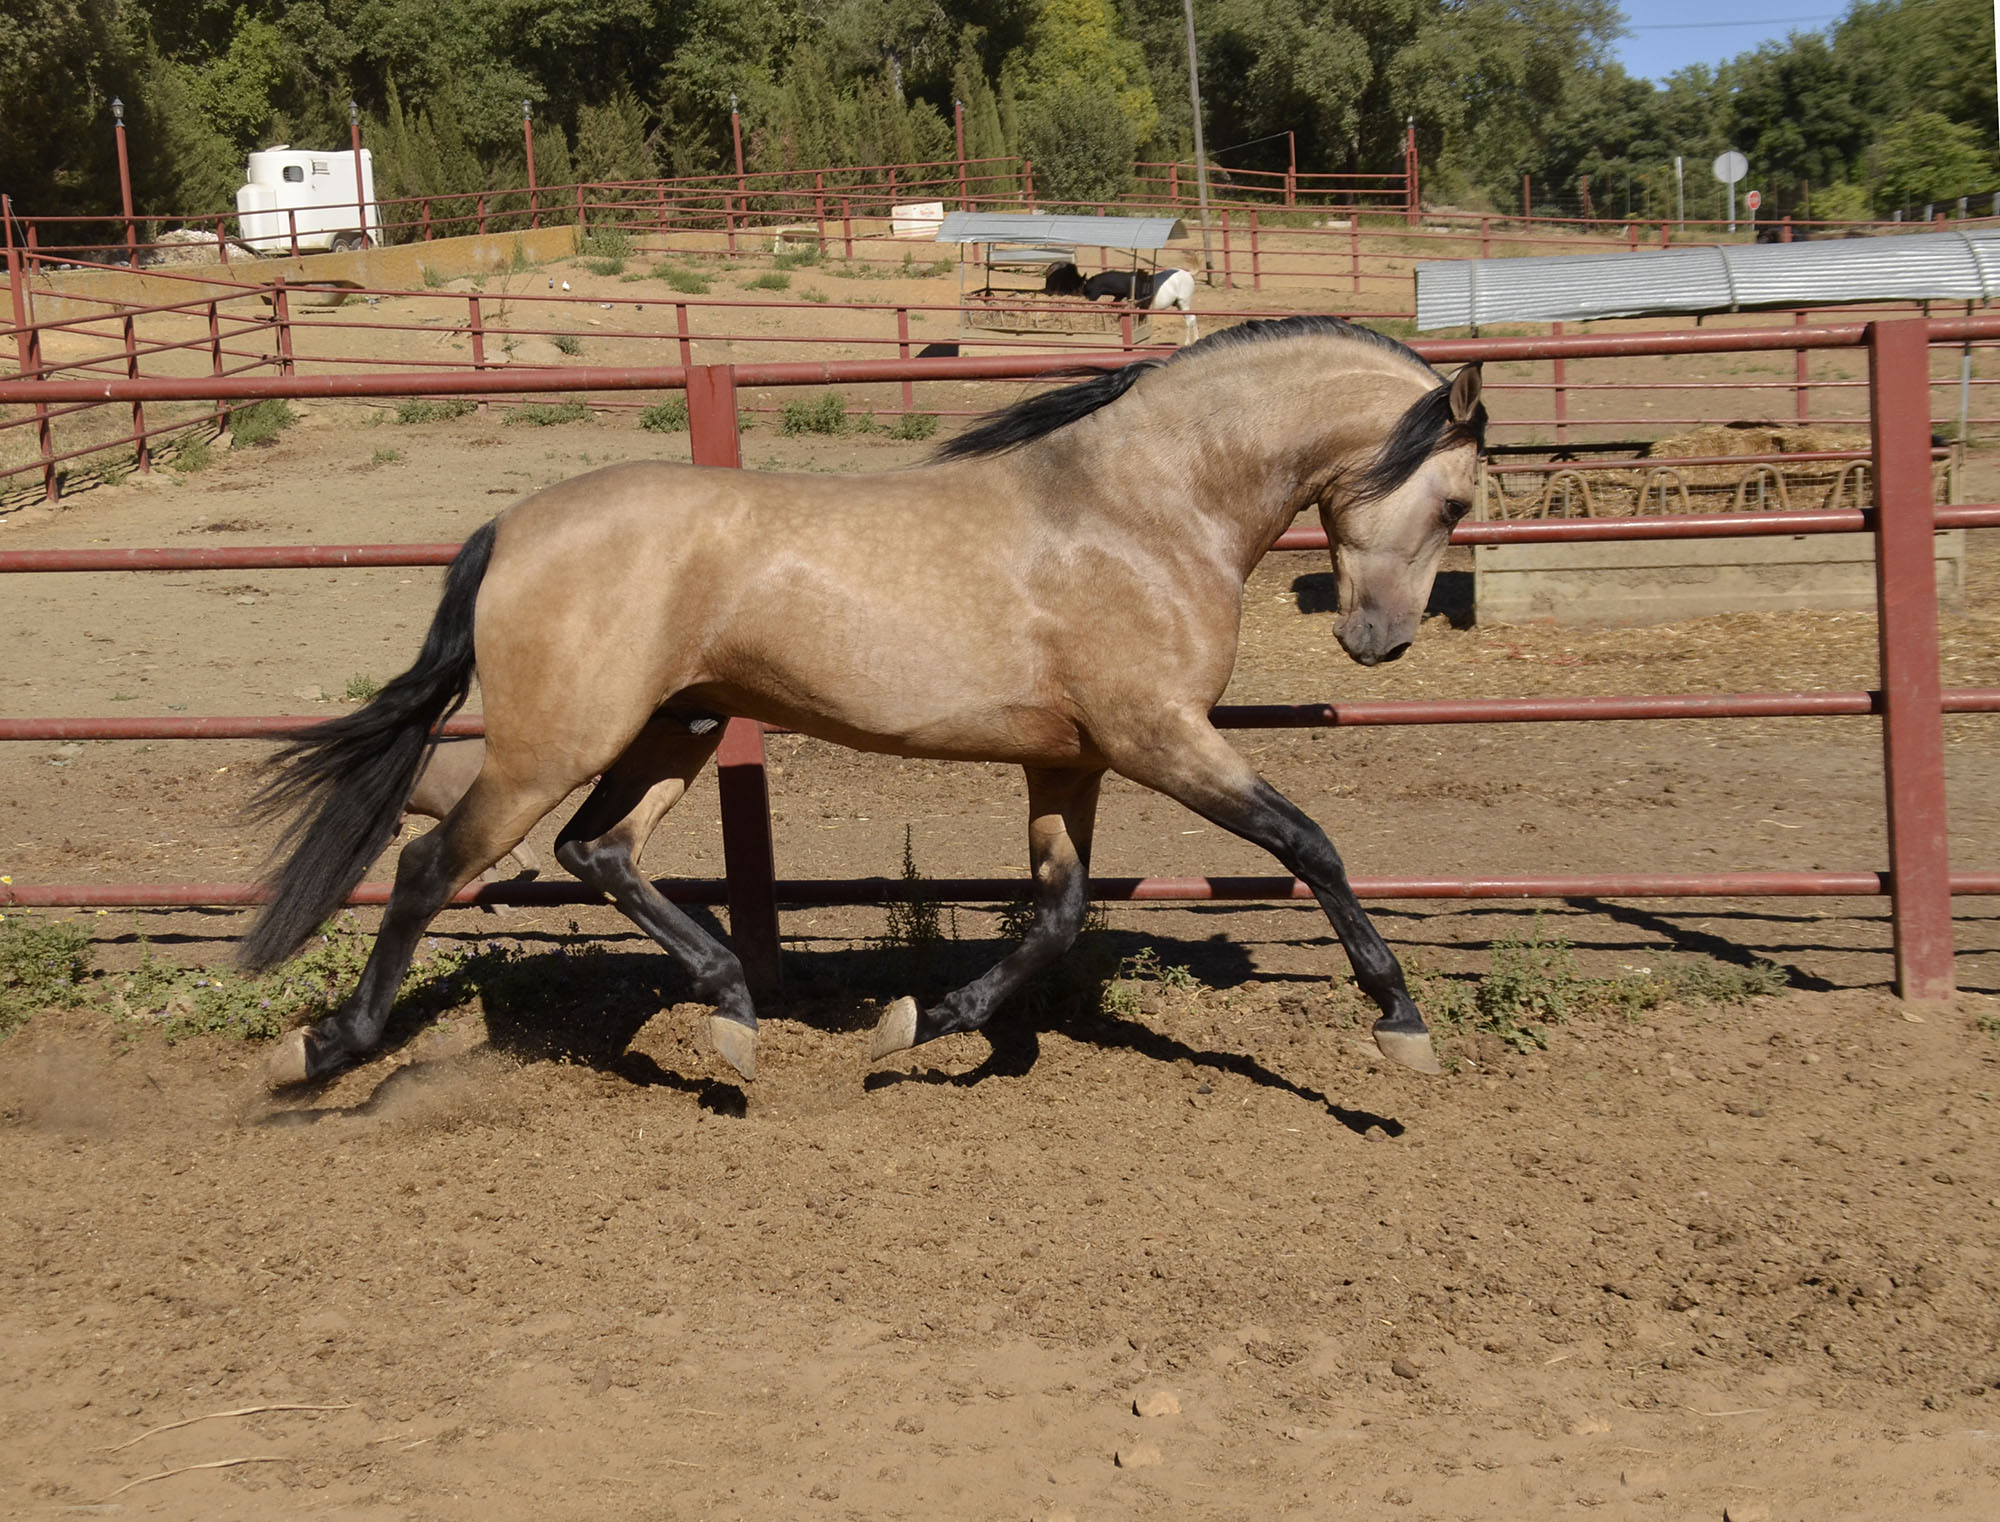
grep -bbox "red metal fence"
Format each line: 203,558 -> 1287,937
1,319 -> 1996,1003
11,251 -> 2000,509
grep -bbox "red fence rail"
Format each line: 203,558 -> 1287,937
1,319 -> 1995,1003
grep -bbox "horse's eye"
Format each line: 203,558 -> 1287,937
1442,497 -> 1472,524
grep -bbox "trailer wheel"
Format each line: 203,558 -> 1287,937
331,231 -> 371,253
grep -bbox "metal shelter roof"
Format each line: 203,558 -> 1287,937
1415,227 -> 2000,330
934,211 -> 1187,250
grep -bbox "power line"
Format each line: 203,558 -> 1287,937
1626,14 -> 1837,28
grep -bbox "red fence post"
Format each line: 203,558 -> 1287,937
1249,210 -> 1262,291
1794,310 -> 1810,421
1350,216 -> 1361,294
466,294 -> 488,412
686,363 -> 782,993
271,276 -> 295,376
123,308 -> 149,473
896,307 -> 914,414
1551,320 -> 1568,445
5,230 -> 57,502
1220,210 -> 1233,290
208,300 -> 226,430
1868,319 -> 1955,1000
674,301 -> 693,366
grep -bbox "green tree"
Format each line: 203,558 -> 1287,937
1869,108 -> 1993,213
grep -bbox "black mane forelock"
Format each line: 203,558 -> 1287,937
1345,380 -> 1488,505
930,314 -> 1473,467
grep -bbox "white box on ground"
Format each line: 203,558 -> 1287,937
890,200 -> 946,237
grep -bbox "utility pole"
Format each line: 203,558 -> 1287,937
1180,0 -> 1215,280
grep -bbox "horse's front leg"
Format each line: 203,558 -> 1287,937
871,766 -> 1103,1060
1104,710 -> 1440,1074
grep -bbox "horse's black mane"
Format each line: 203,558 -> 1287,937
932,315 -> 1482,500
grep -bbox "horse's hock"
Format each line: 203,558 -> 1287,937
1473,424 -> 1966,626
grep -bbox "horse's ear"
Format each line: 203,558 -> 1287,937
1448,363 -> 1483,423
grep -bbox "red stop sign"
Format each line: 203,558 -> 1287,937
1746,189 -> 1762,211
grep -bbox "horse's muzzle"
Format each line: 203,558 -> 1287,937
1335,610 -> 1415,667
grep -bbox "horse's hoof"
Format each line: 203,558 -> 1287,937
870,997 -> 919,1061
706,1016 -> 756,1083
264,1029 -> 313,1089
1373,1025 -> 1444,1075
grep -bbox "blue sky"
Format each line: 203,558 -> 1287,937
1611,2 -> 1846,81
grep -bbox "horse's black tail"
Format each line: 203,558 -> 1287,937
237,519 -> 500,973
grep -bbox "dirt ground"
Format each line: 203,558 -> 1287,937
3,300 -> 2000,1518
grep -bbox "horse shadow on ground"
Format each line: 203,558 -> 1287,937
263,913 -> 1402,1134
1292,569 -> 1473,629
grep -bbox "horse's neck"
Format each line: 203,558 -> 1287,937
1107,346 -> 1423,571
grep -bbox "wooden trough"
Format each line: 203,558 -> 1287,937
1473,423 -> 1965,626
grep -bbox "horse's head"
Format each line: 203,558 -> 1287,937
1320,363 -> 1484,667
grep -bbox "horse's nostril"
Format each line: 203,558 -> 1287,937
1380,642 -> 1412,663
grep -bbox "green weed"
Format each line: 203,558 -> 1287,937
507,401 -> 592,426
395,398 -> 476,424
773,246 -> 824,270
1424,915 -> 1788,1054
780,392 -> 848,436
743,270 -> 791,291
798,287 -> 830,303
639,397 -> 689,432
344,673 -> 380,701
889,411 -> 939,442
580,257 -> 625,277
579,229 -> 634,260
421,264 -> 449,289
551,332 -> 584,355
0,916 -> 94,1038
508,239 -> 537,273
170,437 -> 213,474
230,399 -> 296,448
369,447 -> 403,465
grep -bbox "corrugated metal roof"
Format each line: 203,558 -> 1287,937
1416,228 -> 2000,330
934,211 -> 1188,250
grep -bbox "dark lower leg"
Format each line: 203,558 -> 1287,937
884,768 -> 1101,1052
1108,721 -> 1434,1070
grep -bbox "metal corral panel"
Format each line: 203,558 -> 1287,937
1417,228 -> 2000,330
935,211 -> 1188,250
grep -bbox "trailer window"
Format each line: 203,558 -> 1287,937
282,166 -> 304,183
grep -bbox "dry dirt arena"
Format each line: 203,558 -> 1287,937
3,374 -> 2000,1520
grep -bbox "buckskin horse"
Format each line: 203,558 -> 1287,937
243,316 -> 1485,1089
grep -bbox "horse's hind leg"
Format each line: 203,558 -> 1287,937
551,714 -> 759,1080
1104,712 -> 1439,1075
268,769 -> 565,1087
871,766 -> 1103,1060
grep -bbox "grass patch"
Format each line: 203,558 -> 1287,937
639,397 -> 689,432
798,286 -> 830,303
395,398 -> 476,424
369,447 -> 403,465
551,332 -> 584,356
507,401 -> 592,426
889,411 -> 939,442
652,263 -> 711,294
508,238 -> 537,273
230,399 -> 297,448
900,251 -> 953,278
780,391 -> 848,435
1423,915 -> 1788,1054
579,229 -> 634,260
421,264 -> 449,288
580,257 -> 626,277
170,437 -> 213,474
344,673 -> 380,702
743,270 -> 792,291
773,246 -> 824,270
0,917 -> 93,1038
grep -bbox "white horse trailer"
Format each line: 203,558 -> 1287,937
235,147 -> 379,254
